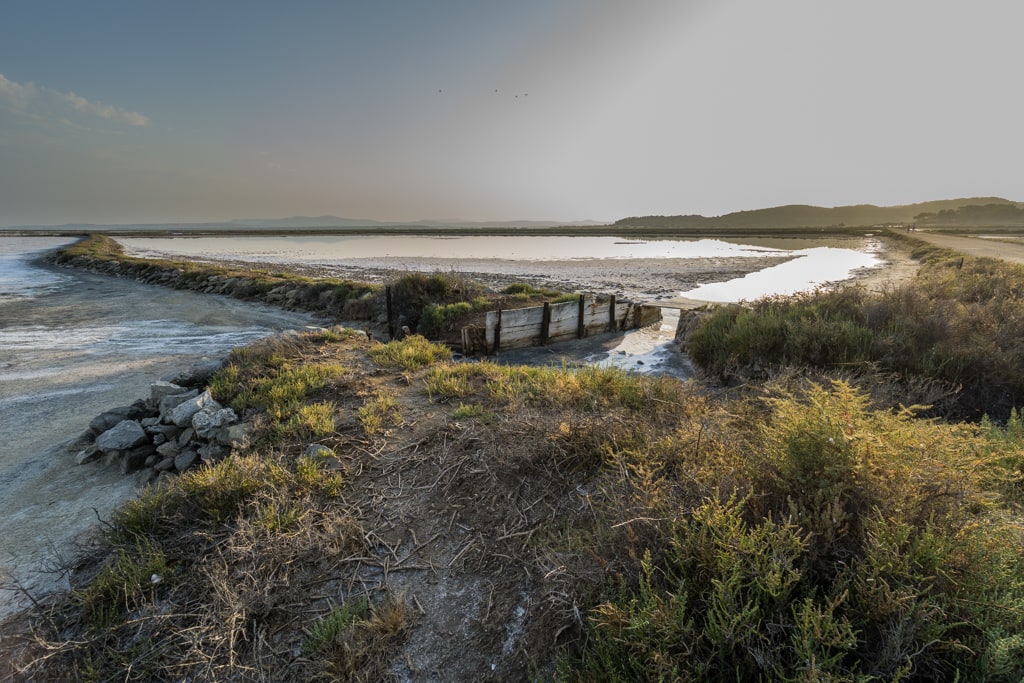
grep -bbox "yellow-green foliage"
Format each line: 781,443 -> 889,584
230,364 -> 345,416
295,453 -> 345,496
688,250 -> 1024,419
111,454 -> 293,539
367,335 -> 451,371
302,598 -> 370,657
450,402 -> 495,423
424,364 -> 475,398
208,338 -> 347,443
357,392 -> 402,436
500,282 -> 565,299
418,297 -> 490,338
275,401 -> 336,441
56,234 -> 125,261
425,361 -> 689,415
566,381 -> 1024,682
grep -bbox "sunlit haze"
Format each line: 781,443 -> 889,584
2,1 -> 1021,227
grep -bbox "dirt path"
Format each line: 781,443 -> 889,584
911,230 -> 1024,264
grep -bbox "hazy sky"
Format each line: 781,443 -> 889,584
1,1 -> 1021,226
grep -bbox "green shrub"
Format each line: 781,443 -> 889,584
687,253 -> 1024,420
564,381 -> 1024,682
450,402 -> 496,423
418,300 -> 474,338
302,598 -> 370,657
357,391 -> 402,436
75,539 -> 169,629
367,335 -> 451,371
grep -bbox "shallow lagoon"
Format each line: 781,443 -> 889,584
119,234 -> 881,302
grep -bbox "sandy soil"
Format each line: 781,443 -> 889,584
910,230 -> 1024,264
842,237 -> 921,293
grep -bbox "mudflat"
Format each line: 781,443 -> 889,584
0,262 -> 315,619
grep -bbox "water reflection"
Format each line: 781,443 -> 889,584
120,234 -> 793,262
680,244 -> 879,302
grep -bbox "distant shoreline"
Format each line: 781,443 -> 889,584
2,225 -> 890,239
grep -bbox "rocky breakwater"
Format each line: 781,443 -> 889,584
73,359 -> 250,485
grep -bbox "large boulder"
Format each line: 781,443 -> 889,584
159,389 -> 199,423
218,422 -> 254,446
198,442 -> 228,464
192,407 -> 238,440
174,448 -> 200,472
149,381 -> 187,409
95,420 -> 148,452
88,406 -> 135,435
170,390 -> 220,427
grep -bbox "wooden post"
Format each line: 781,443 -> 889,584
608,294 -> 617,332
577,294 -> 585,338
386,285 -> 395,340
540,302 -> 551,345
494,308 -> 502,353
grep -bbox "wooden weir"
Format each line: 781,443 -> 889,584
460,295 -> 662,355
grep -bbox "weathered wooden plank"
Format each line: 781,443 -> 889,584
577,295 -> 585,338
483,305 -> 542,351
581,299 -> 609,328
471,296 -> 658,355
548,300 -> 583,343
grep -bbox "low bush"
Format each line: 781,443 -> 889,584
687,247 -> 1024,420
357,391 -> 402,436
562,381 -> 1024,682
367,335 -> 451,371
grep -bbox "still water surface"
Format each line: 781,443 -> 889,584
120,234 -> 881,302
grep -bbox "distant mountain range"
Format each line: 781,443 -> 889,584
227,216 -> 609,229
5,216 -> 604,232
615,197 -> 1024,229
7,198 -> 1024,233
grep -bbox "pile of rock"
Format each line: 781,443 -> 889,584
74,360 -> 253,487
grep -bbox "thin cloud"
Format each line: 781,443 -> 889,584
0,72 -> 150,127
0,73 -> 37,110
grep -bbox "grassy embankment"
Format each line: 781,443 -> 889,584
686,232 -> 1024,420
8,331 -> 1024,679
52,234 -> 572,338
7,230 -> 1024,679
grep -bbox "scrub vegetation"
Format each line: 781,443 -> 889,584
7,322 -> 1024,681
686,239 -> 1024,420
7,231 -> 1024,680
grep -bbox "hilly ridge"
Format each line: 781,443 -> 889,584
615,197 -> 1024,229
